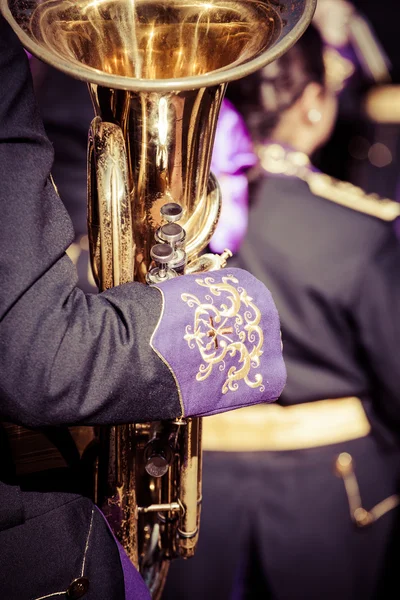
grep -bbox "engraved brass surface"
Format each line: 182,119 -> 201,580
3,0 -> 316,91
88,84 -> 225,281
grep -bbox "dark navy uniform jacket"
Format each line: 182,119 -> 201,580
235,153 -> 400,443
0,16 -> 180,600
0,23 -> 182,429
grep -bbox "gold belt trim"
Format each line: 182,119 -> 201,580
202,397 -> 371,452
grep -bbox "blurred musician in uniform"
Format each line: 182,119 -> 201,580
163,24 -> 400,600
313,0 -> 400,204
0,16 -> 287,599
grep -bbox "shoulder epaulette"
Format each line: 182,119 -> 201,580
258,143 -> 400,221
308,172 -> 400,222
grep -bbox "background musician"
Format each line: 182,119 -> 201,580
163,24 -> 400,600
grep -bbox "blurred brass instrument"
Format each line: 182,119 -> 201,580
1,0 -> 316,596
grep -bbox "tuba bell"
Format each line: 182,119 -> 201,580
1,0 -> 316,597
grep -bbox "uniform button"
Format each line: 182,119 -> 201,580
67,577 -> 90,598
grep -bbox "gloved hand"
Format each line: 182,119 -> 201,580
152,267 -> 286,417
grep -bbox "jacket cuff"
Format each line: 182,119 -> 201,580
152,268 -> 286,417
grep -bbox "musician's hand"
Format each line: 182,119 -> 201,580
152,268 -> 286,417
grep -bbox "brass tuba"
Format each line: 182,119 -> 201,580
1,0 -> 316,596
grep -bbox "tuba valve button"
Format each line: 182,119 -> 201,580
146,244 -> 177,283
160,202 -> 183,223
144,441 -> 173,478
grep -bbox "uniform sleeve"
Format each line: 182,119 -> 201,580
354,226 -> 400,429
0,17 -> 286,428
0,15 -> 181,427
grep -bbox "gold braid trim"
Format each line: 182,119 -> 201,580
258,143 -> 400,222
308,173 -> 400,222
335,453 -> 400,527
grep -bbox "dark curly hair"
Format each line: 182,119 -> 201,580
226,24 -> 326,143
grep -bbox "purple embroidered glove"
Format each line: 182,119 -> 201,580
152,268 -> 286,417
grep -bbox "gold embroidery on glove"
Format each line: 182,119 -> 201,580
181,274 -> 264,394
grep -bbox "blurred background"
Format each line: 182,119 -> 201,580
315,0 -> 400,201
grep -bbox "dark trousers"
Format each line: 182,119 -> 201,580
162,435 -> 400,600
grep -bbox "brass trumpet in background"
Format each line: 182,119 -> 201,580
1,0 -> 316,596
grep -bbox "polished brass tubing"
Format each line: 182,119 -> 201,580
97,423 -> 140,566
138,502 -> 181,513
2,0 -> 317,92
88,84 -> 225,281
176,417 -> 202,557
88,117 -> 134,288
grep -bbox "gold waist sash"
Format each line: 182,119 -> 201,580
202,397 -> 371,452
3,398 -> 370,475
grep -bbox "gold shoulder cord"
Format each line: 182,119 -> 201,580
335,453 -> 400,527
308,173 -> 400,221
258,143 -> 400,222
